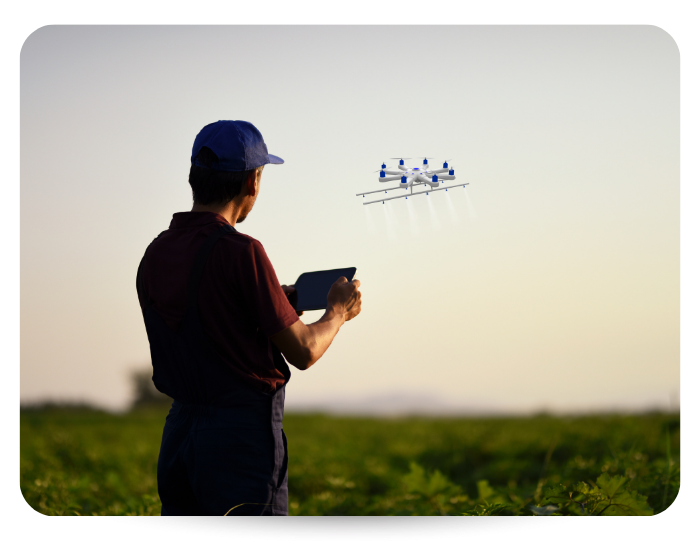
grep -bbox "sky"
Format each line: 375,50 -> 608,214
20,25 -> 680,414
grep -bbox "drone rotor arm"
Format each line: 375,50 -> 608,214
418,174 -> 443,188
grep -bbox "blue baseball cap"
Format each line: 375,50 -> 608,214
191,120 -> 284,172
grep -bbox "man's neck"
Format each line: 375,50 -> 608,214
191,200 -> 242,227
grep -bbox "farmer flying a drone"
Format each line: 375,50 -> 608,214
136,120 -> 362,515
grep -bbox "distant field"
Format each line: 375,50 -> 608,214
20,407 -> 679,516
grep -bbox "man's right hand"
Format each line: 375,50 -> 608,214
327,276 -> 362,323
271,276 -> 362,370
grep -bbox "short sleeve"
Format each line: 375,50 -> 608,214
231,238 -> 300,337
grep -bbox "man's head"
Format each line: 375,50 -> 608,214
189,147 -> 262,205
188,120 -> 283,220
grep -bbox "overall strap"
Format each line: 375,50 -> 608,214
187,224 -> 236,312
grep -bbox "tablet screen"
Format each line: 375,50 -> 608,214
293,267 -> 357,311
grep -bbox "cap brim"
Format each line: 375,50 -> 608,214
268,154 -> 284,165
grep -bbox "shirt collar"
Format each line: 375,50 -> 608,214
170,211 -> 232,230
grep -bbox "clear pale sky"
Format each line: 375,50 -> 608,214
20,25 -> 679,413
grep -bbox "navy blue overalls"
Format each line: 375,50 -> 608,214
138,224 -> 290,516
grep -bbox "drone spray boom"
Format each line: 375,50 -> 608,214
361,182 -> 470,205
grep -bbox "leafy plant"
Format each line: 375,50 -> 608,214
462,502 -> 512,516
539,473 -> 653,516
401,462 -> 463,515
528,504 -> 560,516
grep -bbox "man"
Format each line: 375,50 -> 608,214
136,120 -> 362,516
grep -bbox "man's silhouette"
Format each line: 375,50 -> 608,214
136,120 -> 361,515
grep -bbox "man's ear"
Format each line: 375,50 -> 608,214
245,170 -> 257,196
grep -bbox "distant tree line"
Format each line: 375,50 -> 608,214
20,368 -> 171,412
130,368 -> 172,409
20,400 -> 103,412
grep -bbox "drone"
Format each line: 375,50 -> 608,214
357,157 -> 469,205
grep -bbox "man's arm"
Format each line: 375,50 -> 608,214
271,277 -> 361,370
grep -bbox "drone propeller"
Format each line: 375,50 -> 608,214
389,157 -> 412,160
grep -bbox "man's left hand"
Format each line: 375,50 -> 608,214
281,285 -> 304,316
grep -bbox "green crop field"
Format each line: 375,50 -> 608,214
20,406 -> 679,516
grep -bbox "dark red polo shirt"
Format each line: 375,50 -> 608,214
137,211 -> 299,393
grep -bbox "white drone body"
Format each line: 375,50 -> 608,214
357,158 -> 469,205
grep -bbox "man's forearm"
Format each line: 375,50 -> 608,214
303,307 -> 346,368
